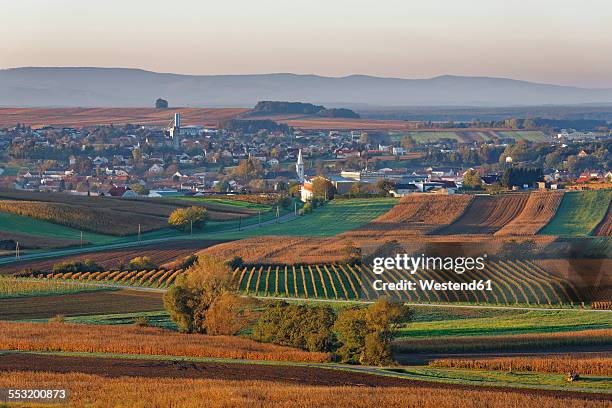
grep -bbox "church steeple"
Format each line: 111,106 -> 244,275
296,149 -> 304,183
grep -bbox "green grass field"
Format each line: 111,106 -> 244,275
497,131 -> 547,142
59,310 -> 176,330
173,197 -> 272,211
398,309 -> 612,338
0,212 -> 116,245
223,198 -> 398,238
539,190 -> 612,236
387,366 -> 611,392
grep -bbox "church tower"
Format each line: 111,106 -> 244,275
296,149 -> 304,183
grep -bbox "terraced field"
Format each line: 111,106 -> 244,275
234,260 -> 588,306
439,194 -> 530,235
539,190 -> 612,236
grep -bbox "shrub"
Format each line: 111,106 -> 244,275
52,259 -> 103,274
127,256 -> 157,271
252,302 -> 336,352
48,315 -> 65,324
179,254 -> 198,270
132,316 -> 150,327
226,256 -> 244,270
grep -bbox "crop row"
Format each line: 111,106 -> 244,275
35,269 -> 185,288
234,260 -> 588,306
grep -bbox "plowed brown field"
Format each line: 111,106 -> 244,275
438,194 -> 530,235
495,191 -> 564,236
1,240 -> 224,275
0,107 -> 246,128
536,258 -> 612,302
593,202 -> 612,236
341,194 -> 473,237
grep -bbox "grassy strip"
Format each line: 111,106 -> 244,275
397,309 -> 612,338
540,190 -> 612,236
393,329 -> 612,353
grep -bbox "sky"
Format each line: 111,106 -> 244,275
2,0 -> 611,88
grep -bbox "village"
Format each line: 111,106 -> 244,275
0,110 -> 611,201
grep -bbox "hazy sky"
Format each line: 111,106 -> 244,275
2,0 -> 611,87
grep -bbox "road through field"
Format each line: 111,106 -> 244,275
0,212 -> 298,271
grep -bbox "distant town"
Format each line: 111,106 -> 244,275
0,101 -> 610,201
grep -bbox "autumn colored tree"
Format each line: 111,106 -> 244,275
163,256 -> 237,333
168,206 -> 207,231
311,177 -> 335,200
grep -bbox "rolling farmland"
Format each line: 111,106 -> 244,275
0,107 -> 247,128
0,190 -> 266,237
33,268 -> 186,289
343,194 -> 473,236
495,191 -> 564,236
439,194 -> 530,235
33,257 -> 597,306
394,130 -> 547,143
0,240 -> 220,275
0,290 -> 164,320
0,321 -> 330,363
233,260 -> 587,306
539,190 -> 612,236
594,202 -> 612,236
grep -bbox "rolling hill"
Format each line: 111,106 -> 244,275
2,67 -> 612,107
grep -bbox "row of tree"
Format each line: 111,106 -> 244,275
164,256 -> 412,365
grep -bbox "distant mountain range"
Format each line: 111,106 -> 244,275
1,67 -> 612,108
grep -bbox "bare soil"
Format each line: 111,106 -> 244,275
0,289 -> 163,319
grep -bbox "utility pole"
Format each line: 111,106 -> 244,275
258,210 -> 261,227
276,206 -> 280,223
190,220 -> 193,235
138,224 -> 141,242
80,231 -> 83,248
15,241 -> 20,260
294,201 -> 297,216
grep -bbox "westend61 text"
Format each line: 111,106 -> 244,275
372,279 -> 493,292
